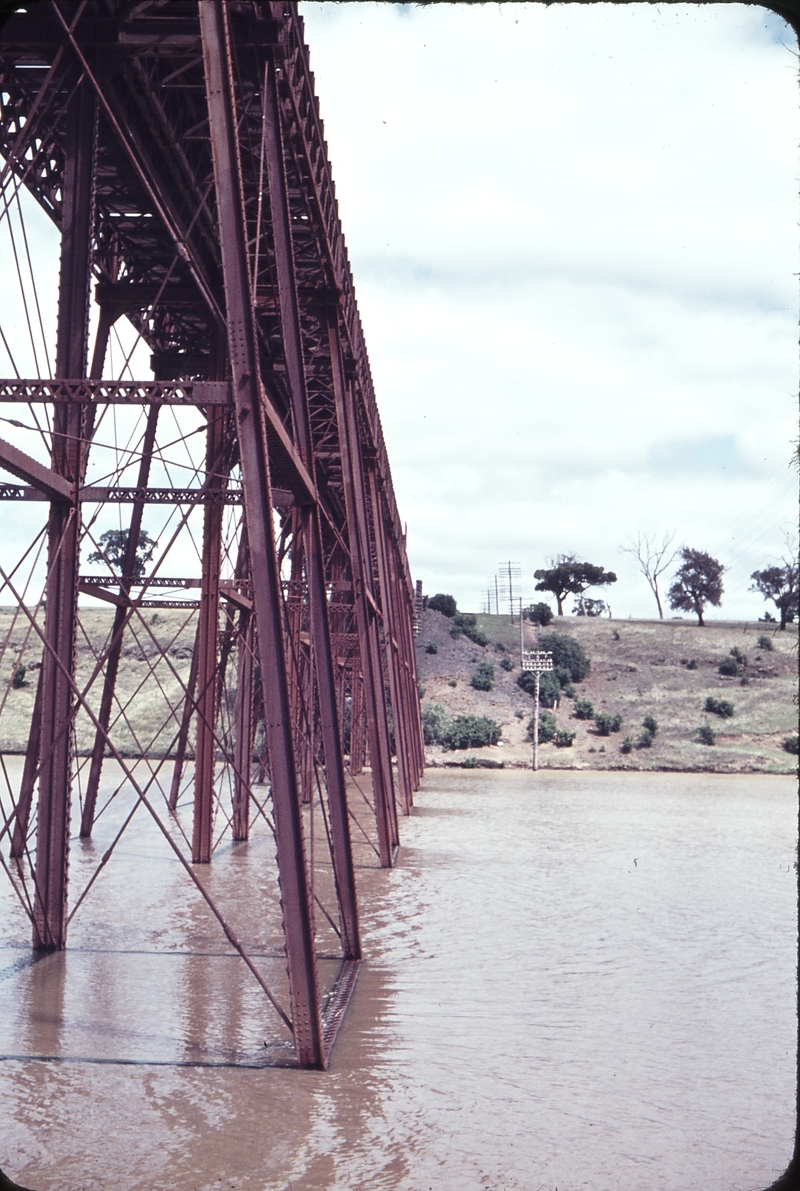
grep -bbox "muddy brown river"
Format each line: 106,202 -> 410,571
0,768 -> 796,1190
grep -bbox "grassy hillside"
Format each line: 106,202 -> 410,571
417,610 -> 797,773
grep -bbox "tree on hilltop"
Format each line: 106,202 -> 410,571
620,531 -> 679,619
88,528 -> 159,577
533,554 -> 617,616
750,551 -> 798,630
667,548 -> 723,626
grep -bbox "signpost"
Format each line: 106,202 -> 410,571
521,649 -> 554,771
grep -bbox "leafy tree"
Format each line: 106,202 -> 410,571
428,593 -> 457,618
525,602 -> 554,627
533,554 -> 617,616
620,531 -> 679,619
88,528 -> 159,578
667,548 -> 724,626
750,555 -> 798,630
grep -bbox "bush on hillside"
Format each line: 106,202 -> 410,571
453,613 -> 488,647
442,715 -> 502,750
642,715 -> 658,736
516,669 -> 561,708
697,723 -> 716,746
538,632 -> 590,682
470,661 -> 495,691
730,646 -> 747,666
782,735 -> 799,756
554,729 -> 576,748
620,737 -> 635,754
757,634 -> 774,652
11,663 -> 26,689
704,696 -> 734,718
526,710 -> 557,743
425,642 -> 438,654
718,656 -> 740,677
428,593 -> 457,618
421,703 -> 450,745
499,656 -> 514,672
525,602 -> 554,627
594,712 -> 623,736
573,698 -> 595,720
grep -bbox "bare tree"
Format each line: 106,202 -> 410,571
621,532 -> 679,619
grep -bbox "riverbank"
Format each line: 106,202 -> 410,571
417,610 -> 798,773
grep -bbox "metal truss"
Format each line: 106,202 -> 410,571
0,1 -> 423,1070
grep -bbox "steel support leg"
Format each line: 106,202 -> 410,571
328,314 -> 397,865
261,58 -> 360,951
192,408 -> 225,863
33,76 -> 95,949
201,2 -> 323,1065
232,610 -> 254,841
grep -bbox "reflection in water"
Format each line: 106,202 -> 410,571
0,769 -> 795,1190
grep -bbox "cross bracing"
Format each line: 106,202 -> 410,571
0,0 -> 423,1070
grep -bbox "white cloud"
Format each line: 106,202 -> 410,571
300,1 -> 798,620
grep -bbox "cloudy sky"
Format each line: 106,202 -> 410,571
298,1 -> 798,621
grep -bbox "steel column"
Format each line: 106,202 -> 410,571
33,74 -> 95,949
200,1 -> 323,1066
262,56 -> 360,953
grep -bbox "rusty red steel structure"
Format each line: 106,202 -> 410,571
0,0 -> 423,1069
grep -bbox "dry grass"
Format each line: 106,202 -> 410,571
417,610 -> 798,773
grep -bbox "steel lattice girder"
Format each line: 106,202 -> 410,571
0,0 -> 423,1069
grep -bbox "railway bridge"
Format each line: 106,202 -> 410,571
0,1 -> 423,1069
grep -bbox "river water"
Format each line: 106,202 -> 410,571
0,768 -> 795,1190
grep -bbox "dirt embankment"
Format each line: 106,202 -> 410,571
416,609 -> 798,773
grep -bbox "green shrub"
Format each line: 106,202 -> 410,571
452,613 -> 488,647
686,659 -> 698,670
447,678 -> 457,688
428,593 -> 457,617
642,715 -> 658,736
461,756 -> 478,769
697,723 -> 716,746
526,710 -> 557,743
620,737 -> 634,754
538,632 -> 590,682
499,655 -> 514,672
757,634 -> 774,652
442,715 -> 502,750
730,646 -> 747,666
526,602 -> 554,627
782,735 -> 799,756
421,703 -> 450,745
494,641 -> 507,652
573,698 -> 595,720
514,709 -> 525,719
449,625 -> 462,639
704,696 -> 734,718
554,729 -> 576,748
516,669 -> 561,708
612,629 -> 620,641
718,656 -> 740,677
425,642 -> 438,654
470,661 -> 495,691
637,729 -> 654,749
594,712 -> 623,736
11,663 -> 26,689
